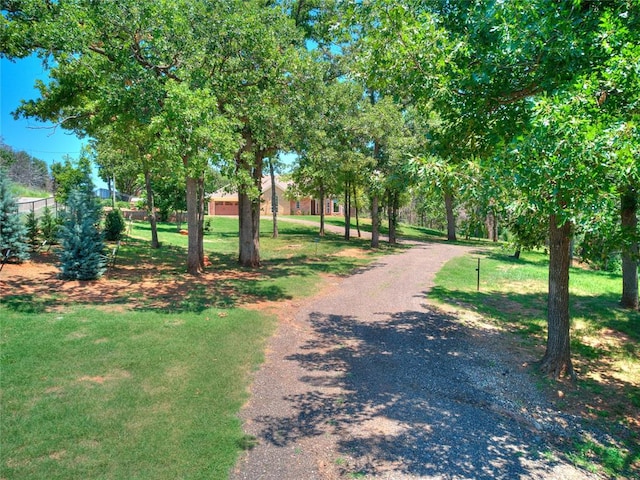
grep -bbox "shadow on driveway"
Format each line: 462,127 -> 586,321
253,308 -> 580,479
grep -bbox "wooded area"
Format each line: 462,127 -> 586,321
2,0 -> 638,378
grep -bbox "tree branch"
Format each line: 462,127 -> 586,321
26,114 -> 87,136
129,37 -> 182,81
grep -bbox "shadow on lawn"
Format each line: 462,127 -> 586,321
1,236 -> 380,315
1,294 -> 56,314
429,285 -> 640,345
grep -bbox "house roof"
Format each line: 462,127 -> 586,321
209,188 -> 238,201
262,176 -> 291,193
209,176 -> 291,202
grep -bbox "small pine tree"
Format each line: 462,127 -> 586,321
58,187 -> 106,280
0,172 -> 30,262
25,210 -> 40,248
40,206 -> 60,246
104,208 -> 126,241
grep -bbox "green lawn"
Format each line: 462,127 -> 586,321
0,217 -> 393,479
10,185 -> 52,198
3,219 -> 638,478
292,214 -> 445,240
1,307 -> 273,480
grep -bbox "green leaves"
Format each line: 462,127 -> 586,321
150,80 -> 237,173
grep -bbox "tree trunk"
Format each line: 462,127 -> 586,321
540,214 -> 575,380
319,187 -> 325,237
197,176 -> 205,271
353,182 -> 361,238
344,179 -> 351,241
371,134 -> 381,248
388,190 -> 398,245
387,191 -> 394,244
143,169 -> 160,249
250,153 -> 263,266
393,192 -> 399,243
444,190 -> 457,242
236,131 -> 263,268
185,175 -> 203,275
110,174 -> 116,208
371,194 -> 380,248
238,154 -> 262,268
485,209 -> 498,242
621,188 -> 639,309
238,190 -> 253,266
270,159 -> 278,239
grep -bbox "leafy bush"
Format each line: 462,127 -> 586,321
99,199 -> 130,209
578,230 -> 623,273
104,208 -> 126,241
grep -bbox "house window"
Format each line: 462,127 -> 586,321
295,200 -> 300,209
333,201 -> 339,213
326,200 -> 331,214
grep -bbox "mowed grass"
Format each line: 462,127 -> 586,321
128,216 -> 378,263
431,248 -> 640,477
123,217 -> 395,303
1,217 -> 390,480
293,215 -> 445,240
1,308 -> 273,480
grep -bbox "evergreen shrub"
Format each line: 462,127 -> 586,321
40,206 -> 60,246
25,210 -> 40,248
0,173 -> 30,262
58,188 -> 106,280
104,208 -> 126,241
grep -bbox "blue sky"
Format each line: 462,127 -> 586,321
1,55 -> 88,166
1,55 -> 295,188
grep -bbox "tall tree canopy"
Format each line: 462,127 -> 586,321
341,0 -> 639,377
3,0 -> 637,377
3,0 -> 317,272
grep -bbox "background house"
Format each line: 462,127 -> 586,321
207,188 -> 240,216
260,176 -> 292,215
207,176 -> 345,217
291,197 -> 344,216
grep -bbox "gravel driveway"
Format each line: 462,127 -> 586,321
231,242 -> 600,479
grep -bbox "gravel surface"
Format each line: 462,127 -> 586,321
231,242 -> 602,480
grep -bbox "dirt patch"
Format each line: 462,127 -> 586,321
332,248 -> 370,259
1,251 -> 268,312
77,370 -> 132,385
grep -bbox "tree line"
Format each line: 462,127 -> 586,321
2,0 -> 638,379
0,140 -> 51,192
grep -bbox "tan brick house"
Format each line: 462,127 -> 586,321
207,176 -> 344,217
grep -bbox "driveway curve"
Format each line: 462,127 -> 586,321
231,242 -> 599,480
